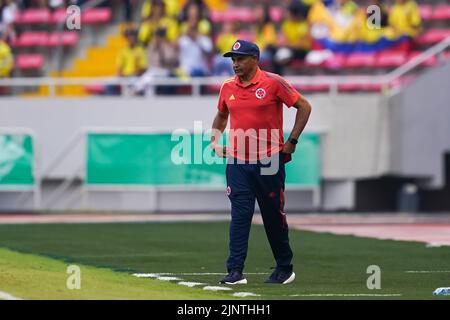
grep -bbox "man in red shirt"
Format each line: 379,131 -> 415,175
211,40 -> 312,284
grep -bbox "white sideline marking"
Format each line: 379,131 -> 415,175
203,286 -> 232,291
405,270 -> 450,273
178,282 -> 206,287
0,291 -> 22,300
132,272 -> 268,276
290,293 -> 402,297
132,273 -> 160,278
426,243 -> 442,248
233,292 -> 260,297
156,276 -> 181,281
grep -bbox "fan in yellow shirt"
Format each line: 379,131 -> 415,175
0,38 -> 14,78
179,2 -> 212,36
138,0 -> 179,46
274,1 -> 312,74
117,29 -> 148,78
212,21 -> 237,75
252,4 -> 277,71
388,0 -> 422,38
141,0 -> 183,19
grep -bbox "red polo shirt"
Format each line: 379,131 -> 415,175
217,67 -> 302,161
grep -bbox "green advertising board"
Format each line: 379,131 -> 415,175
0,134 -> 34,186
86,132 -> 320,186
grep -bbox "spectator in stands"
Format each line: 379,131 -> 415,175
274,0 -> 312,74
327,0 -> 360,42
179,1 -> 211,37
178,15 -> 213,77
134,26 -> 179,96
212,21 -> 237,76
358,0 -> 389,44
0,0 -> 18,43
179,0 -> 209,23
138,0 -> 179,47
141,0 -> 180,20
106,27 -> 148,95
388,0 -> 422,38
253,3 -> 277,71
0,30 -> 13,95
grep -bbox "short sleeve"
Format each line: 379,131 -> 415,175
274,75 -> 302,107
217,83 -> 229,113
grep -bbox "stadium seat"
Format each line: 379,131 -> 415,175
287,59 -> 304,68
210,7 -> 254,23
269,7 -> 283,22
236,30 -> 255,41
388,75 -> 416,89
16,8 -> 51,24
81,8 -> 112,24
418,5 -> 433,21
85,84 -> 106,95
13,31 -> 49,47
415,29 -> 450,46
48,32 -> 79,47
431,4 -> 450,21
204,84 -> 221,94
294,84 -> 330,93
323,54 -> 346,69
344,53 -> 376,68
16,54 -> 45,70
338,83 -> 382,92
51,8 -> 69,24
375,51 -> 407,68
407,51 -> 438,67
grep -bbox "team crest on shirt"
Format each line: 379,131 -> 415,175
255,88 -> 266,99
233,42 -> 241,50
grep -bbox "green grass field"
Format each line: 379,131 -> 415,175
0,222 -> 449,300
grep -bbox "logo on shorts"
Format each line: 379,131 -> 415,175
233,42 -> 241,50
255,88 -> 266,99
226,186 -> 231,196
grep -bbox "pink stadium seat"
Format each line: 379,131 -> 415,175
415,29 -> 450,46
269,7 -> 283,22
375,51 -> 407,68
209,10 -> 223,23
407,51 -> 438,67
81,8 -> 112,24
236,30 -> 255,42
48,32 -> 79,47
344,53 -> 376,68
204,84 -> 221,94
85,84 -> 106,95
287,59 -> 304,68
323,54 -> 346,69
210,8 -> 254,23
16,54 -> 44,70
388,75 -> 416,89
16,8 -> 51,24
418,5 -> 433,21
51,8 -> 68,24
431,4 -> 450,21
294,84 -> 330,93
338,83 -> 382,92
13,31 -> 49,47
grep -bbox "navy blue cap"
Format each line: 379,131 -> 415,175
223,40 -> 260,59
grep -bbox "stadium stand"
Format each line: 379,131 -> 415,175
0,0 -> 449,96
